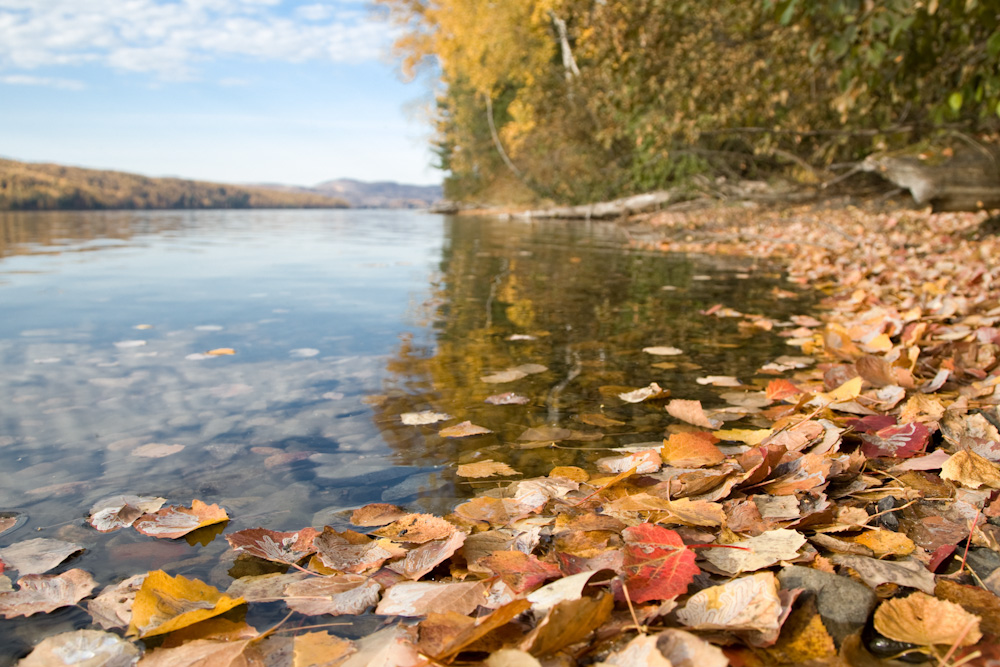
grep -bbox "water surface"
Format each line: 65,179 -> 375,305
0,209 -> 812,661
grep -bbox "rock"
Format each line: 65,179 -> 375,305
778,565 -> 878,645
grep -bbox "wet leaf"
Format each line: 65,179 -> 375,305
941,449 -> 1000,488
431,599 -> 532,660
518,425 -> 573,442
621,524 -> 699,603
480,550 -> 562,594
313,529 -> 405,573
643,346 -> 684,356
18,629 -> 140,667
453,497 -> 522,526
618,382 -> 670,403
0,538 -> 83,575
873,591 -> 982,647
485,392 -> 530,405
89,495 -> 166,532
136,637 -> 259,666
439,421 -> 492,438
386,531 -> 466,580
226,572 -> 307,602
661,431 -> 724,467
596,449 -> 662,474
350,503 -> 409,527
283,574 -> 381,616
484,649 -> 542,667
131,443 -> 185,458
88,573 -> 146,629
225,527 -> 320,564
677,572 -> 782,633
128,570 -> 244,638
133,499 -> 229,539
293,631 -> 355,667
0,569 -> 97,618
521,591 -> 613,657
457,459 -> 520,479
936,579 -> 1000,636
375,579 -> 488,616
666,399 -> 723,429
696,375 -> 741,387
370,513 -> 456,543
400,411 -> 452,425
889,449 -> 951,472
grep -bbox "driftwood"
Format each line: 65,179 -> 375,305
860,149 -> 1000,212
515,191 -> 676,220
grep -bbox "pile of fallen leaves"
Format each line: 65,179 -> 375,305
4,202 -> 1000,666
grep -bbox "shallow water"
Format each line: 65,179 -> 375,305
0,209 -> 812,661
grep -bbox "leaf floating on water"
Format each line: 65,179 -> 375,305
225,527 -> 320,564
661,431 -> 725,468
283,574 -> 381,616
518,425 -> 573,442
0,569 -> 98,618
439,421 -> 492,438
0,538 -> 83,576
874,592 -> 982,647
481,369 -> 528,384
485,392 -> 530,405
351,503 -> 409,527
696,375 -> 742,387
0,514 -> 22,539
643,346 -> 684,356
457,459 -> 520,478
480,550 -> 562,594
400,410 -> 452,426
293,631 -> 356,666
133,499 -> 229,539
520,592 -> 614,657
596,449 -> 662,474
376,580 -> 489,617
371,513 -> 457,543
129,570 -> 245,638
765,379 -> 802,401
17,629 -> 140,667
89,495 -> 166,532
618,382 -> 669,403
88,573 -> 146,630
507,334 -> 537,341
131,443 -> 185,458
666,399 -> 724,429
388,531 -> 466,581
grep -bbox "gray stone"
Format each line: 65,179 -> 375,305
778,564 -> 877,645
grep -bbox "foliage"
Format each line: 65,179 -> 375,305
0,158 -> 349,210
379,0 -> 1000,204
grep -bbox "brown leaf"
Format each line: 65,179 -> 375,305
313,529 -> 405,573
578,413 -> 626,427
370,513 -> 457,543
453,497 -> 521,526
661,431 -> 724,467
439,421 -> 492,438
844,529 -> 915,557
283,574 -> 380,616
89,495 -> 166,532
431,599 -> 532,660
387,531 -> 466,580
226,572 -> 307,602
520,592 -> 613,657
88,573 -> 146,630
0,569 -> 98,618
350,503 -> 409,527
0,538 -> 83,575
400,410 -> 452,425
666,399 -> 723,429
618,382 -> 670,403
136,638 -> 257,666
485,392 -> 530,405
225,527 -> 319,564
655,629 -> 728,667
374,580 -> 488,616
133,499 -> 229,539
832,555 -> 935,594
941,449 -> 1000,488
874,592 -> 982,647
480,550 -> 562,594
457,459 -> 520,478
936,579 -> 1000,636
18,629 -> 140,667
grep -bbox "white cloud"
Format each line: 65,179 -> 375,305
0,0 -> 390,81
0,73 -> 85,89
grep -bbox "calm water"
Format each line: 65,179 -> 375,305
0,209 -> 811,660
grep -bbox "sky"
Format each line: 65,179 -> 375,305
0,0 -> 441,186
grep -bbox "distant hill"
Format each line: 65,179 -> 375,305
257,178 -> 443,209
0,158 -> 349,211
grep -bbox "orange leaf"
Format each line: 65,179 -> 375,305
661,432 -> 724,467
439,421 -> 493,438
133,499 -> 229,539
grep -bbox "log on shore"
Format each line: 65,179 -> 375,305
861,150 -> 1000,212
516,191 -> 676,220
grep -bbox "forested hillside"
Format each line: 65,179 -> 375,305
0,159 -> 349,210
377,0 -> 1000,205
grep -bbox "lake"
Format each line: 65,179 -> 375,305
0,209 -> 811,660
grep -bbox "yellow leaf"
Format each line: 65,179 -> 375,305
128,570 -> 245,638
874,592 -> 982,647
820,376 -> 863,403
941,450 -> 1000,489
294,631 -> 355,667
456,460 -> 520,479
845,529 -> 914,557
713,428 -> 773,446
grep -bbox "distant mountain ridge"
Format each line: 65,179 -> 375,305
0,158 -> 350,211
255,178 -> 443,209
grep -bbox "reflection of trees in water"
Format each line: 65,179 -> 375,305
373,216 -> 813,483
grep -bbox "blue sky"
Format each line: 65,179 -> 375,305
0,0 -> 440,185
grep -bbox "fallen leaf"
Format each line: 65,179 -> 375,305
620,524 -> 699,603
595,633 -> 672,666
676,572 -> 782,633
0,569 -> 98,618
350,503 -> 409,527
88,573 -> 146,629
431,599 -> 532,660
293,631 -> 356,667
655,629 -> 728,667
453,497 -> 521,525
518,425 -> 573,442
387,531 -> 466,580
832,555 -> 935,594
225,527 -> 320,564
618,382 -> 670,403
666,399 -> 723,429
521,592 -> 614,657
283,574 -> 380,616
226,572 -> 307,602
696,375 -> 742,387
439,421 -> 493,438
859,422 -> 930,459
766,379 -> 802,402
845,529 -> 915,557
480,550 -> 562,594
18,629 -> 141,667
0,538 -> 83,575
485,392 -> 530,405
936,579 -> 1000,636
941,450 -> 1000,488
371,513 -> 457,543
485,649 -> 542,667
703,529 -> 805,575
889,449 -> 951,472
133,499 -> 229,539
874,591 -> 982,647
313,529 -> 404,573
134,638 -> 259,666
128,570 -> 244,638
400,411 -> 452,425
643,346 -> 684,356
89,495 -> 166,532
578,413 -> 626,427
131,443 -> 185,458
661,431 -> 725,467
375,580 -> 488,616
596,449 -> 662,474
457,459 -> 520,478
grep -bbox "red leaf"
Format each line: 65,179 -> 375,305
859,422 -> 930,459
620,524 -> 699,603
765,379 -> 801,402
847,415 -> 897,434
480,550 -> 562,593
